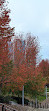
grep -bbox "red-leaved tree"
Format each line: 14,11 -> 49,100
0,0 -> 14,92
5,34 -> 46,95
38,59 -> 49,83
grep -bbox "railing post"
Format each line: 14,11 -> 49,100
2,105 -> 4,111
40,103 -> 42,108
35,97 -> 37,108
45,103 -> 46,108
47,104 -> 48,108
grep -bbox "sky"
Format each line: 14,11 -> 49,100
8,0 -> 49,60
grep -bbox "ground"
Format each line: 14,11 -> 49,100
0,97 -> 49,111
0,103 -> 49,111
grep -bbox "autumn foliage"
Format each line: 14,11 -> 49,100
0,0 -> 14,91
0,0 -> 47,95
38,59 -> 49,83
4,35 -> 46,94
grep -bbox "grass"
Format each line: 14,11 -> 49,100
47,88 -> 49,92
24,92 -> 46,102
37,95 -> 46,102
1,88 -> 49,103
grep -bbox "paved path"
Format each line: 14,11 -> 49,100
0,103 -> 49,111
33,108 -> 49,111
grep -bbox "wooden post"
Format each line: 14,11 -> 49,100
46,86 -> 47,99
22,86 -> 24,106
35,98 -> 37,108
40,103 -> 42,108
45,103 -> 46,108
2,105 -> 4,111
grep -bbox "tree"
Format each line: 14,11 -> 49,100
38,59 -> 49,83
0,0 -> 14,92
7,38 -> 26,92
26,34 -> 39,67
5,34 -> 43,95
24,65 -> 46,96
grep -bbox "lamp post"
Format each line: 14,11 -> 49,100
46,86 -> 47,99
22,86 -> 24,106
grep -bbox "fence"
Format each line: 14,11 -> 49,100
0,103 -> 18,111
0,100 -> 49,111
28,101 -> 49,109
